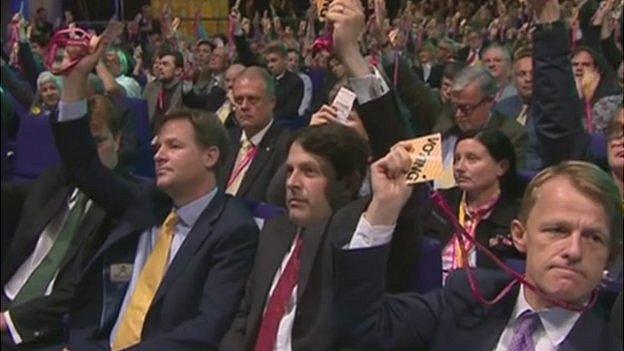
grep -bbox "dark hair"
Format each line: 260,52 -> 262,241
196,39 -> 215,52
442,61 -> 466,80
29,33 -> 50,48
264,42 -> 288,58
290,124 -> 370,184
36,7 -> 47,14
456,130 -> 520,199
158,108 -> 230,167
157,50 -> 184,69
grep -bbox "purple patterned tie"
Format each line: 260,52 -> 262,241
508,311 -> 541,351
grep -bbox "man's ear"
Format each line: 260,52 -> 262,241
202,146 -> 220,169
511,219 -> 528,254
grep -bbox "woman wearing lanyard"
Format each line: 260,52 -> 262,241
420,130 -> 524,283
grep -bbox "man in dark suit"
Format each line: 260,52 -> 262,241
333,146 -> 622,350
46,24 -> 259,351
0,94 -> 134,349
221,123 -> 369,351
219,67 -> 290,203
414,42 -> 443,89
456,27 -> 485,66
263,43 -> 304,121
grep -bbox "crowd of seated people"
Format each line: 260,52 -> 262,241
0,0 -> 622,350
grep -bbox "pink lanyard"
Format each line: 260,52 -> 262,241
46,27 -> 96,75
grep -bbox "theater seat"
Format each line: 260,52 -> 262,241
13,111 -> 60,180
124,98 -> 155,178
408,236 -> 443,294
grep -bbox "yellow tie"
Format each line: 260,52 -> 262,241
112,211 -> 179,351
226,139 -> 255,196
217,100 -> 232,124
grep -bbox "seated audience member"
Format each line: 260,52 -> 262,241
143,50 -> 184,132
334,155 -> 623,350
287,48 -> 313,118
1,94 -> 136,349
420,130 -> 522,281
457,27 -> 484,66
99,48 -> 142,98
47,23 -> 259,350
214,63 -> 246,128
494,48 -> 533,126
219,67 -> 290,203
221,124 -> 369,351
436,66 -> 527,188
606,109 -> 624,198
264,43 -> 304,120
414,41 -> 443,89
182,46 -> 229,112
482,44 -> 518,103
32,71 -> 62,115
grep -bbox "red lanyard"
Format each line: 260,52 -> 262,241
227,145 -> 258,188
429,189 -> 598,312
157,88 -> 165,111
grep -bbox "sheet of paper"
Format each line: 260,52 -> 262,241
331,86 -> 357,124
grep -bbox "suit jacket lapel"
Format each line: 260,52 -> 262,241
7,186 -> 72,278
248,218 -> 297,331
152,191 -> 227,303
559,309 -> 606,351
146,83 -> 159,122
297,219 -> 330,299
219,128 -> 243,188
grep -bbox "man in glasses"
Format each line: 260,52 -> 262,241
435,66 -> 527,188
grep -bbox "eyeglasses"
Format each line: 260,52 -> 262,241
451,97 -> 491,116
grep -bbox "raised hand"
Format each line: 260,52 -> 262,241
366,142 -> 414,226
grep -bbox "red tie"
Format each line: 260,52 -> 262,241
254,235 -> 304,351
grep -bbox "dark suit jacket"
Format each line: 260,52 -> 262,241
532,20 -> 603,167
334,245 -> 623,351
274,71 -> 304,120
0,166 -> 118,345
414,64 -> 443,89
419,187 -> 522,270
218,123 -> 290,203
221,214 -> 350,351
51,116 -> 259,351
182,85 -> 227,113
142,80 -> 183,132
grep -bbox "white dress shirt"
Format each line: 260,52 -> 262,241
264,231 -> 303,351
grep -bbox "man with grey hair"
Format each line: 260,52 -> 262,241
435,66 -> 527,188
218,66 -> 290,202
482,45 -> 518,102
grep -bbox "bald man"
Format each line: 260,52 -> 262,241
218,67 -> 290,203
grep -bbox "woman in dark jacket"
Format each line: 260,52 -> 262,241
420,130 -> 524,282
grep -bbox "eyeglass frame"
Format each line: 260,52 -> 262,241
451,96 -> 493,116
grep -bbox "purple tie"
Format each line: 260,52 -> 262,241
509,311 -> 541,351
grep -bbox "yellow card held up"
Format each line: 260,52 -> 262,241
405,133 -> 444,184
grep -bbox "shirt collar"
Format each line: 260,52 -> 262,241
173,187 -> 218,228
240,119 -> 274,146
512,285 -> 582,347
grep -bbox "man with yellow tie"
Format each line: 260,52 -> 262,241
47,21 -> 259,351
219,67 -> 291,203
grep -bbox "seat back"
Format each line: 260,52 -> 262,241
125,98 -> 154,178
408,236 -> 443,293
13,111 -> 60,179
